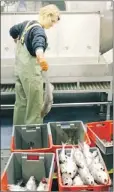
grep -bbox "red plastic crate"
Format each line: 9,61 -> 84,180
10,124 -> 52,153
56,147 -> 111,191
48,121 -> 91,153
86,120 -> 113,154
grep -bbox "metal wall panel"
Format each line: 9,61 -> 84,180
1,13 -> 100,61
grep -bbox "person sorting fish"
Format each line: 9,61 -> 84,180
9,4 -> 60,125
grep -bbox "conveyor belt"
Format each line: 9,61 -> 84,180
79,82 -> 110,90
1,84 -> 15,94
1,81 -> 112,121
1,81 -> 111,94
54,81 -> 110,92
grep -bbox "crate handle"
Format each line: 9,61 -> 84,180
96,123 -> 105,127
57,122 -> 75,129
27,155 -> 39,160
21,126 -> 38,132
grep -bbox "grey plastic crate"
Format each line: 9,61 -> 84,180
12,124 -> 50,151
1,152 -> 55,191
95,137 -> 113,155
97,146 -> 113,172
48,121 -> 89,145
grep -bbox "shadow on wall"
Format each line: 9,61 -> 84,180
100,10 -> 113,54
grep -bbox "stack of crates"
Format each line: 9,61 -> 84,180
1,123 -> 54,191
1,121 -> 112,191
86,120 -> 113,174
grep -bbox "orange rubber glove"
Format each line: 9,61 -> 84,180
36,56 -> 48,71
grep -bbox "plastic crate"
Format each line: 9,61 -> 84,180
100,150 -> 113,173
56,147 -> 111,191
1,152 -> 55,191
86,120 -> 113,154
48,121 -> 90,152
10,124 -> 52,152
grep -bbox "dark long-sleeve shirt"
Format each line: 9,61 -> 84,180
9,20 -> 48,56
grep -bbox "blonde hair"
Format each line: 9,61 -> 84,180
39,4 -> 60,28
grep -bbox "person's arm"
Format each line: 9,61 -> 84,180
9,21 -> 28,42
31,27 -> 48,71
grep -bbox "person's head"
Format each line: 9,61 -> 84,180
39,4 -> 60,29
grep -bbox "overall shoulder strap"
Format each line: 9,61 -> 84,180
20,21 -> 42,44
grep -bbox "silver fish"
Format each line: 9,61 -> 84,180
73,175 -> 84,186
8,184 -> 26,191
73,147 -> 87,168
26,176 -> 37,191
89,162 -> 105,172
59,143 -> 68,164
41,71 -> 54,117
90,170 -> 109,185
78,167 -> 94,185
37,178 -> 48,191
62,173 -> 73,186
78,142 -> 93,166
92,150 -> 98,158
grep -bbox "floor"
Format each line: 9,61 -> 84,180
1,93 -> 113,191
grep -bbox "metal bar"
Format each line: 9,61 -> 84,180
1,102 -> 112,109
1,89 -> 111,94
106,103 -> 111,120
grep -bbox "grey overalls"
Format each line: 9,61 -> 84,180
13,21 -> 43,125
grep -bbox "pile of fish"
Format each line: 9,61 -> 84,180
101,139 -> 113,146
59,142 -> 109,186
8,176 -> 48,191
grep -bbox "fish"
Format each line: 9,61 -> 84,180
79,142 -> 92,159
64,149 -> 78,178
62,173 -> 73,186
90,170 -> 109,185
60,163 -> 68,173
73,147 -> 87,168
60,161 -> 77,179
59,143 -> 68,164
26,176 -> 37,191
37,178 -> 48,191
89,162 -> 105,172
8,184 -> 26,191
72,175 -> 84,186
41,71 -> 54,117
91,150 -> 98,158
92,156 -> 100,164
78,167 -> 94,185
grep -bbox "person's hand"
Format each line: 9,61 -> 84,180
36,56 -> 48,71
